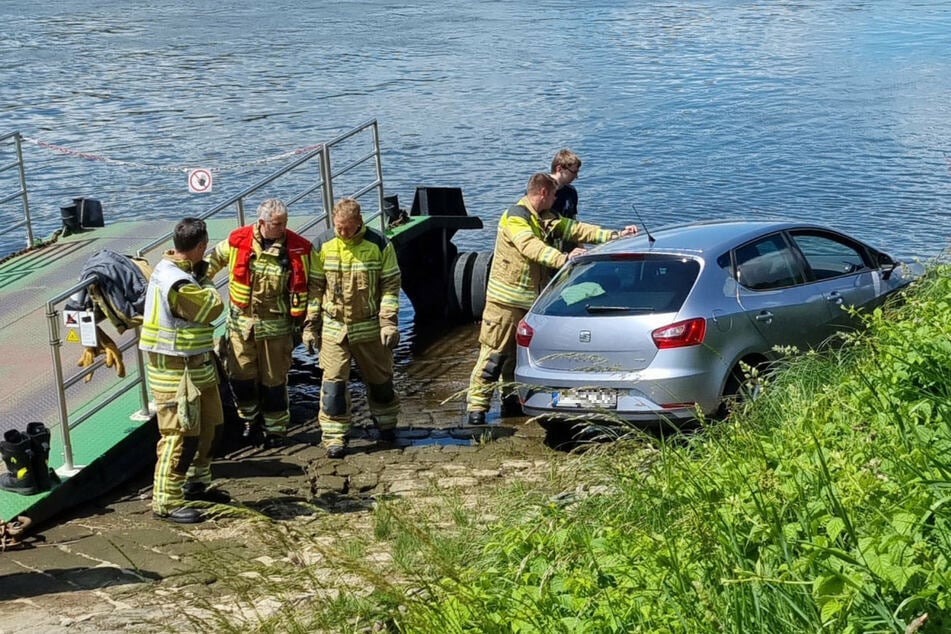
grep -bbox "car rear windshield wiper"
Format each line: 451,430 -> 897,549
585,305 -> 655,314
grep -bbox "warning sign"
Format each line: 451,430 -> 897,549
188,168 -> 213,194
64,310 -> 98,345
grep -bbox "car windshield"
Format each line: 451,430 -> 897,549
533,254 -> 700,317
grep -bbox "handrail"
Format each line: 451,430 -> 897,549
0,132 -> 34,247
135,145 -> 325,258
43,119 -> 386,472
44,275 -> 152,472
320,120 -> 387,232
135,118 -> 385,259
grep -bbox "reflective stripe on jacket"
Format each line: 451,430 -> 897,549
312,224 -> 401,344
486,197 -> 614,309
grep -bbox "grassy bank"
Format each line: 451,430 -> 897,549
196,264 -> 950,633
380,264 -> 950,633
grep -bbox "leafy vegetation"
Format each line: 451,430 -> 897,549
191,263 -> 950,633
387,264 -> 951,633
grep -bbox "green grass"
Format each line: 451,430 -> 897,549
387,264 -> 951,633
182,263 -> 951,633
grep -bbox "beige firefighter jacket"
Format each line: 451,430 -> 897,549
486,196 -> 616,310
309,223 -> 401,344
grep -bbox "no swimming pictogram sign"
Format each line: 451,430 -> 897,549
188,168 -> 213,193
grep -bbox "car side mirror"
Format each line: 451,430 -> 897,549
877,252 -> 897,280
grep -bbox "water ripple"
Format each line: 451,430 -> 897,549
0,0 -> 948,261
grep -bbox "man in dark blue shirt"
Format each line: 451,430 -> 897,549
550,148 -> 581,221
547,149 -> 582,252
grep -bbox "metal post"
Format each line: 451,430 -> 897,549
372,121 -> 385,232
236,197 -> 246,226
133,327 -> 151,418
14,133 -> 33,248
320,145 -> 334,229
46,301 -> 76,473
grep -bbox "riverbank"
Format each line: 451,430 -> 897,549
3,266 -> 949,633
383,264 -> 951,633
0,322 -> 574,632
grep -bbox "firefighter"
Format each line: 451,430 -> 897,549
206,199 -> 321,448
465,173 -> 637,425
140,218 -> 226,524
311,197 -> 402,459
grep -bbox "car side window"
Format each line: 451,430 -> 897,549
788,232 -> 869,280
734,234 -> 805,291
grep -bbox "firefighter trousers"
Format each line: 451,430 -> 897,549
227,330 -> 294,434
467,300 -> 526,413
319,334 -> 399,447
151,384 -> 223,515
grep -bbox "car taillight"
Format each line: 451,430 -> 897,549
652,318 -> 706,349
516,320 -> 534,347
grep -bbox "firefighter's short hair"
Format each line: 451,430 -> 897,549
257,198 -> 288,223
174,217 -> 208,252
526,172 -> 558,196
333,197 -> 362,222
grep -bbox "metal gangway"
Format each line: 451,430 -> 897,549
0,120 -> 386,474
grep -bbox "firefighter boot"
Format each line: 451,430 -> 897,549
183,481 -> 232,504
466,410 -> 487,426
26,422 -> 54,492
241,415 -> 265,446
0,430 -> 39,495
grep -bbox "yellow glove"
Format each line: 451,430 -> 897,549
380,325 -> 400,350
302,329 -> 320,355
75,328 -> 125,382
98,329 -> 125,379
77,346 -> 99,383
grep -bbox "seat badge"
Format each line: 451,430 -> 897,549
579,330 -> 591,343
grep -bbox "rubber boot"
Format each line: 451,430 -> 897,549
26,422 -> 54,492
0,430 -> 39,495
467,410 -> 487,426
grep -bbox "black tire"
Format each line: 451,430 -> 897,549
716,360 -> 767,420
538,417 -> 582,449
450,251 -> 477,319
715,368 -> 744,420
470,251 -> 493,320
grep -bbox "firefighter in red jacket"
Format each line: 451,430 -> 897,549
206,199 -> 321,447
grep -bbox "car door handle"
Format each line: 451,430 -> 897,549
825,291 -> 843,305
755,311 -> 774,323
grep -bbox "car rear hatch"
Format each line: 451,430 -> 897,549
525,254 -> 701,372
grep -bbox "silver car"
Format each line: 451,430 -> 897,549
515,220 -> 920,427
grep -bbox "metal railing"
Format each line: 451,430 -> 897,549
43,119 -> 385,471
0,132 -> 34,249
134,118 -> 386,259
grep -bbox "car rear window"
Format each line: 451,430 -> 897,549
533,255 -> 700,317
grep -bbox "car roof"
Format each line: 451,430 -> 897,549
590,219 -> 839,258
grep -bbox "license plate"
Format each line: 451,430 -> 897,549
551,388 -> 617,408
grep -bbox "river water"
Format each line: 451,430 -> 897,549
2,0 -> 949,262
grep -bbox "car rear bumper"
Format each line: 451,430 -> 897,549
516,353 -> 725,421
520,387 -> 703,423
